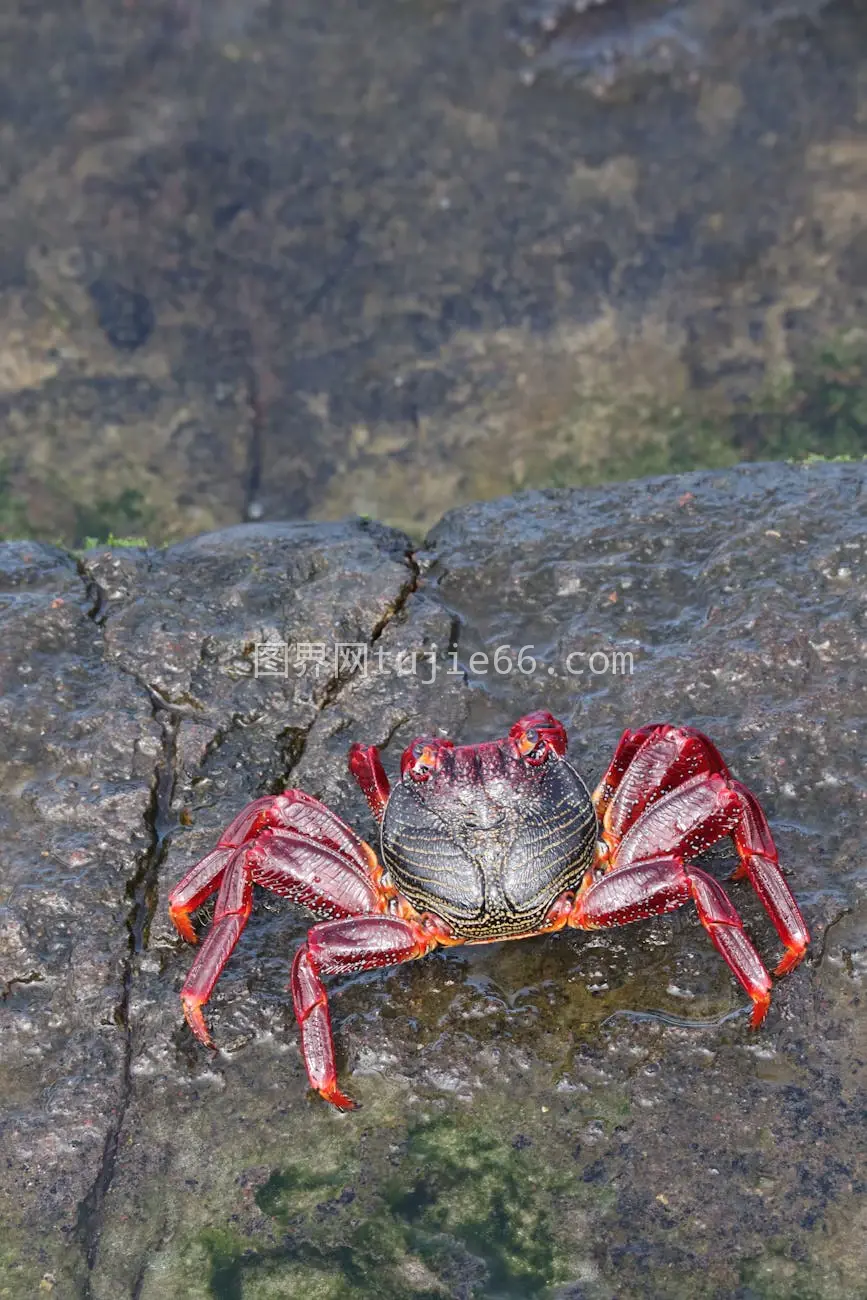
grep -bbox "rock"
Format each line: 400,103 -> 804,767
0,542 -> 160,1296
512,0 -> 835,96
88,281 -> 156,352
0,462 -> 864,1298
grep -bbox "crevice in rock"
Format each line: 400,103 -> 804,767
74,554 -> 109,625
187,708 -> 265,798
378,711 -> 414,751
129,1210 -> 169,1300
190,544 -> 422,797
447,611 -> 461,657
266,725 -> 308,795
242,362 -> 265,524
240,222 -> 361,526
132,711 -> 179,951
75,552 -> 201,714
76,704 -> 178,1290
811,904 -> 853,968
75,966 -> 135,1288
72,553 -> 182,1288
374,545 -> 420,641
0,970 -> 43,1000
265,546 -> 420,790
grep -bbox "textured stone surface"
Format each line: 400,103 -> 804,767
0,461 -> 865,1297
512,0 -> 835,94
0,542 -> 159,1295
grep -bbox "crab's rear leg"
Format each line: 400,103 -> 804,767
291,915 -> 446,1110
179,851 -> 253,1045
574,774 -> 775,1024
177,819 -> 386,1047
729,780 -> 809,975
570,856 -> 772,1026
594,729 -> 809,977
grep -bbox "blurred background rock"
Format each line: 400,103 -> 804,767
1,0 -> 866,545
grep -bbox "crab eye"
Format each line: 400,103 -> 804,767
513,725 -> 547,764
407,743 -> 439,782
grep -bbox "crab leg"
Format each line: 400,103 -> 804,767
175,816 -> 386,1046
168,790 -> 372,943
570,855 -> 772,1026
594,727 -> 809,975
179,852 -> 253,1045
348,743 -> 392,821
291,915 -> 443,1110
577,773 -> 780,1023
610,772 -> 742,869
167,845 -> 237,944
591,724 -> 665,819
729,780 -> 809,974
598,726 -> 729,841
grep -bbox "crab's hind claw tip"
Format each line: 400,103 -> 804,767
319,1083 -> 360,1112
774,943 -> 808,978
169,906 -> 199,945
749,990 -> 772,1030
182,996 -> 215,1048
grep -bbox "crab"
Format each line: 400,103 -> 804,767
168,712 -> 809,1109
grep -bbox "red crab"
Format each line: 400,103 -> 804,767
169,712 -> 809,1110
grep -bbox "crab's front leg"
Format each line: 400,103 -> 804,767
168,789 -> 373,943
168,794 -> 282,943
292,914 -> 450,1110
571,773 -> 774,1025
728,780 -> 809,975
571,855 -> 772,1026
170,792 -> 387,1047
591,724 -> 670,820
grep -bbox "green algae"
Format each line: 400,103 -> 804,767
187,1104 -> 605,1300
79,533 -> 150,550
73,487 -> 153,550
524,337 -> 867,494
0,460 -> 32,541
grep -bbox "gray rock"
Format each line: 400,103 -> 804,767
0,462 -> 864,1298
0,542 -> 160,1296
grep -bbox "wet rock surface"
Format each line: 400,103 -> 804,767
2,1 -> 867,540
0,461 -> 864,1297
511,0 -> 835,95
